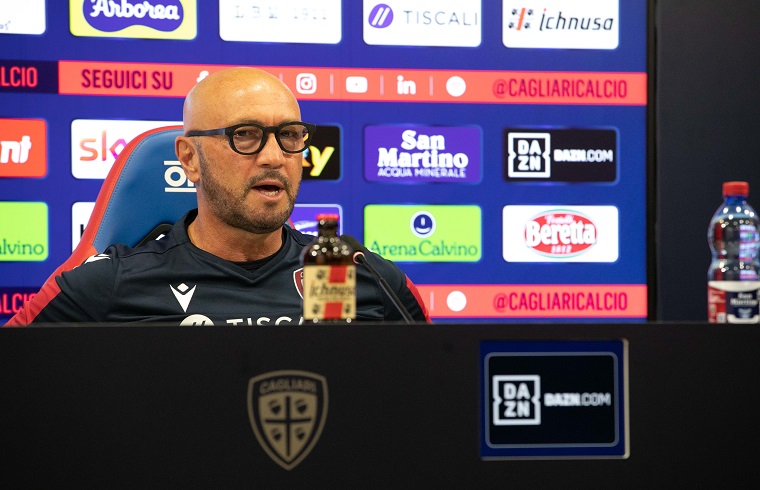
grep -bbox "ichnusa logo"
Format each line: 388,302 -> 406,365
0,118 -> 47,178
0,202 -> 48,262
364,204 -> 481,262
70,0 -> 197,40
363,0 -> 481,47
502,0 -> 619,49
364,125 -> 482,184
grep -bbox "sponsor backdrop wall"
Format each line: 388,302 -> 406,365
0,1 -> 652,323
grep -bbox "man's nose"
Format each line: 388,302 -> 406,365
255,132 -> 287,165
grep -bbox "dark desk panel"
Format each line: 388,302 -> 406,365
0,323 -> 756,488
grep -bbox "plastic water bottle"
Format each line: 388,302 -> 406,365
707,181 -> 760,323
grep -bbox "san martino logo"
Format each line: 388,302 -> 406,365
524,210 -> 597,258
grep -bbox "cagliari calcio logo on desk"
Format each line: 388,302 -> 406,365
247,370 -> 328,470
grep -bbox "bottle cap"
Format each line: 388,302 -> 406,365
316,213 -> 339,222
723,181 -> 749,197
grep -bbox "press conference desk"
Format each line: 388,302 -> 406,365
1,322 -> 757,488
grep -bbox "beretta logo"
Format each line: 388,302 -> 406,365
247,370 -> 328,470
502,205 -> 619,263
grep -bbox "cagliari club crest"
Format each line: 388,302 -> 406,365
247,370 -> 328,470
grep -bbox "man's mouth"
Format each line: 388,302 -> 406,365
254,184 -> 282,197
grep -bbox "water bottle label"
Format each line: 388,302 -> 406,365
302,265 -> 356,321
708,281 -> 760,323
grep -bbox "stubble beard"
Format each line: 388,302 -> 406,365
196,146 -> 300,234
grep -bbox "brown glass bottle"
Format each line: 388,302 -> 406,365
301,214 -> 356,323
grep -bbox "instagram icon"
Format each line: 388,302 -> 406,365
296,73 -> 317,94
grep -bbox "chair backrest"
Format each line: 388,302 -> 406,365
63,125 -> 195,274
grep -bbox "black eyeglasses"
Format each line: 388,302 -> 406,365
185,121 -> 316,155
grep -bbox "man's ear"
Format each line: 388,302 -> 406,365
175,136 -> 200,183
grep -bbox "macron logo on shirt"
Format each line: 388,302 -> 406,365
171,282 -> 196,312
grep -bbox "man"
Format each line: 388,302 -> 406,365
5,67 -> 429,326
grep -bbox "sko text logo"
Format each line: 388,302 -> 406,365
364,0 -> 481,47
0,118 -> 47,178
70,0 -> 197,39
71,119 -> 179,179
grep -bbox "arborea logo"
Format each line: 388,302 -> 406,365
70,0 -> 197,40
0,118 -> 47,178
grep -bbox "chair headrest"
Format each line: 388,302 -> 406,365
83,125 -> 196,252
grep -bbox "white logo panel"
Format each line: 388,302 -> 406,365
71,119 -> 180,179
503,205 -> 619,262
363,0 -> 481,47
219,0 -> 342,44
71,201 -> 96,251
503,0 -> 619,49
0,1 -> 46,35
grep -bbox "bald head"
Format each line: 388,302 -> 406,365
183,67 -> 301,132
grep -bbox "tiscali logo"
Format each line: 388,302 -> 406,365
503,205 -> 618,262
247,370 -> 328,470
503,0 -> 619,49
526,210 -> 597,257
364,0 -> 481,47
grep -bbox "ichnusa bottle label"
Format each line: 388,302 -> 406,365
303,265 -> 356,321
708,281 -> 760,323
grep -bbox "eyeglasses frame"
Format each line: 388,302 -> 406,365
184,121 -> 317,155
